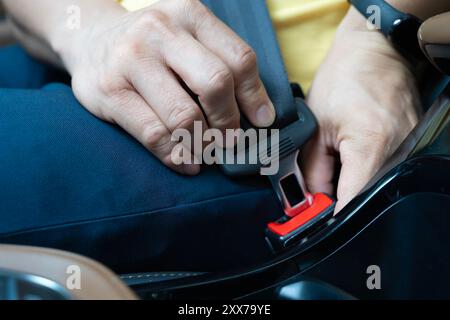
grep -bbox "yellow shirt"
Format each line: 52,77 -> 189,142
118,0 -> 349,91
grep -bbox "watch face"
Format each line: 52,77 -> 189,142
389,17 -> 423,60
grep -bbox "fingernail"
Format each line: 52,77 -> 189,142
256,102 -> 276,127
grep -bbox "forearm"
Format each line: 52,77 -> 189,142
2,0 -> 125,70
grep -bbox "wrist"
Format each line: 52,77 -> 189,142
336,7 -> 407,62
335,7 -> 391,52
50,5 -> 126,74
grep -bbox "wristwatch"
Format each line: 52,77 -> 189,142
348,0 -> 424,61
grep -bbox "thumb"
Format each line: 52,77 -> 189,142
335,139 -> 384,213
301,132 -> 336,196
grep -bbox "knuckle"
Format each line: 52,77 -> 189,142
168,104 -> 199,130
180,0 -> 201,10
239,75 -> 263,98
210,109 -> 240,130
116,37 -> 145,59
189,1 -> 217,34
233,45 -> 257,77
98,73 -> 124,96
141,122 -> 169,151
205,67 -> 234,96
179,0 -> 206,17
134,9 -> 175,38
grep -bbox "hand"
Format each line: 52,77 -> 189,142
302,8 -> 421,213
59,0 -> 275,174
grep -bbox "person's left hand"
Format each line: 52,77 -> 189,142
301,8 -> 422,213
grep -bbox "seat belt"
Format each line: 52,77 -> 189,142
202,0 -> 298,128
202,0 -> 336,250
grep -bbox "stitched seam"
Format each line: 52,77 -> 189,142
120,272 -> 201,279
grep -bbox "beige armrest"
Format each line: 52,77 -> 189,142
0,245 -> 137,300
419,12 -> 450,75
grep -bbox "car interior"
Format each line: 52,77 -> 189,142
0,7 -> 449,300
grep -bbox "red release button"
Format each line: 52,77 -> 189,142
268,193 -> 334,236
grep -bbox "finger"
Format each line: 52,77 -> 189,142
129,61 -> 209,156
108,90 -> 200,175
335,139 -> 384,213
162,31 -> 241,138
301,132 -> 335,196
186,1 -> 275,127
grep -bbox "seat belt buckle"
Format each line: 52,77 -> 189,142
265,149 -> 335,251
260,96 -> 335,250
219,94 -> 335,250
266,192 -> 335,251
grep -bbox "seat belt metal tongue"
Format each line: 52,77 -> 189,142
268,150 -> 313,218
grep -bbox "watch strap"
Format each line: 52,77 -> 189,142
348,0 -> 411,37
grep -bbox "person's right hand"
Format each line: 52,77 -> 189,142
60,0 -> 275,174
301,8 -> 421,213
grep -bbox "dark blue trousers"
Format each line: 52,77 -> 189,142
0,46 -> 282,273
